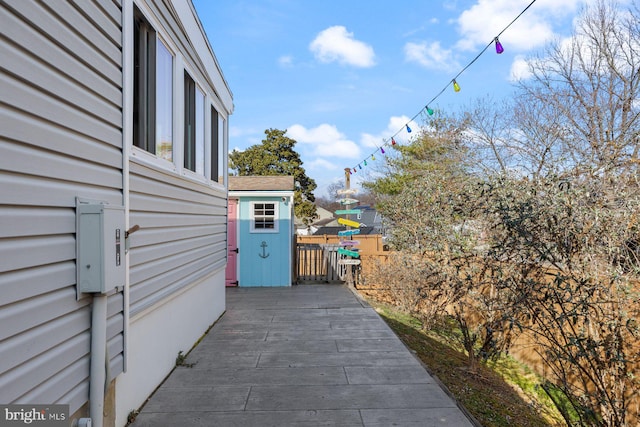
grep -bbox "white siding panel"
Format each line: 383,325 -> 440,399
0,308 -> 89,376
0,5 -> 121,106
16,356 -> 90,410
0,0 -> 124,415
0,235 -> 75,273
129,160 -> 227,198
130,191 -> 226,215
129,160 -> 228,313
58,380 -> 89,417
131,225 -> 223,249
1,73 -> 121,147
130,244 -> 217,286
130,234 -> 221,265
107,335 -> 124,374
0,41 -> 121,125
0,262 -> 75,306
4,0 -> 121,85
130,255 -> 226,315
40,0 -> 122,64
130,173 -> 226,206
130,211 -> 224,228
0,331 -> 90,403
0,207 -> 75,238
1,173 -> 122,208
69,0 -> 122,45
1,106 -> 122,169
0,141 -> 122,189
96,0 -> 122,25
0,287 -> 89,342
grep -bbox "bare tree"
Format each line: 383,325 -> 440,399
517,0 -> 640,179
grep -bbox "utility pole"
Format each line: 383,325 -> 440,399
342,168 -> 354,287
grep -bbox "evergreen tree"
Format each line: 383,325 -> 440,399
229,128 -> 318,224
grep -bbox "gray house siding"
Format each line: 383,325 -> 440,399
128,163 -> 228,315
127,0 -> 229,316
1,0 -> 124,416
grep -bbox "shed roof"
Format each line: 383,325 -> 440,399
228,176 -> 295,191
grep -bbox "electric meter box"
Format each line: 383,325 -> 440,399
76,199 -> 125,295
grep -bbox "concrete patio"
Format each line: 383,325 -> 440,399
131,285 -> 475,426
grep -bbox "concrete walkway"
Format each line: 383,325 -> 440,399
132,285 -> 474,426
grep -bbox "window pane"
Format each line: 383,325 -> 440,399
211,106 -> 219,181
156,39 -> 173,161
133,9 -> 155,153
219,117 -> 226,185
184,72 -> 195,171
252,202 -> 277,232
195,87 -> 205,175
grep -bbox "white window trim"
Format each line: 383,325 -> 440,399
250,201 -> 279,233
131,3 -> 179,173
129,1 -> 229,190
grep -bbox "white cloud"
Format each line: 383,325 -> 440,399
455,0 -> 584,52
306,158 -> 341,171
360,115 -> 418,149
404,41 -> 459,71
278,55 -> 293,67
229,126 -> 261,138
310,26 -> 376,68
287,123 -> 361,158
509,54 -> 533,81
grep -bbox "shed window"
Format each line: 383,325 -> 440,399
251,202 -> 278,232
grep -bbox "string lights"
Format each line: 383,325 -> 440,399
347,0 -> 538,173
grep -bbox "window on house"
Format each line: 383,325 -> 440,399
184,71 -> 204,174
252,202 -> 278,232
155,40 -> 173,161
133,8 -> 173,160
211,106 -> 219,181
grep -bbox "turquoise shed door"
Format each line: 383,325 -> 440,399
238,197 -> 292,286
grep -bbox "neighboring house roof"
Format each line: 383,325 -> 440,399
353,206 -> 381,229
315,206 -> 334,221
228,176 -> 294,191
294,205 -> 335,228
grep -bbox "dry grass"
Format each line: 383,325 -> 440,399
361,294 -> 565,427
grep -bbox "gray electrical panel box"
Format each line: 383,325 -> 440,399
76,199 -> 126,295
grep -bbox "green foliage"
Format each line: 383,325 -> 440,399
229,128 -> 318,224
126,410 -> 139,425
363,115 -> 468,198
175,350 -> 195,368
362,3 -> 640,422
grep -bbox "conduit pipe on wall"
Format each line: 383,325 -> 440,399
89,294 -> 108,427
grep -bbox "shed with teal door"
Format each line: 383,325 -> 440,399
227,176 -> 295,286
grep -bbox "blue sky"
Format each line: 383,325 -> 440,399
192,0 -> 595,197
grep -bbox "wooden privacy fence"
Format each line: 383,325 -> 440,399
295,235 -> 388,284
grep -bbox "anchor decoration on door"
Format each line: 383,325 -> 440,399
258,241 -> 270,259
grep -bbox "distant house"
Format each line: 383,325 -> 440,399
1,1 -> 232,426
227,176 -> 295,287
295,206 -> 336,235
